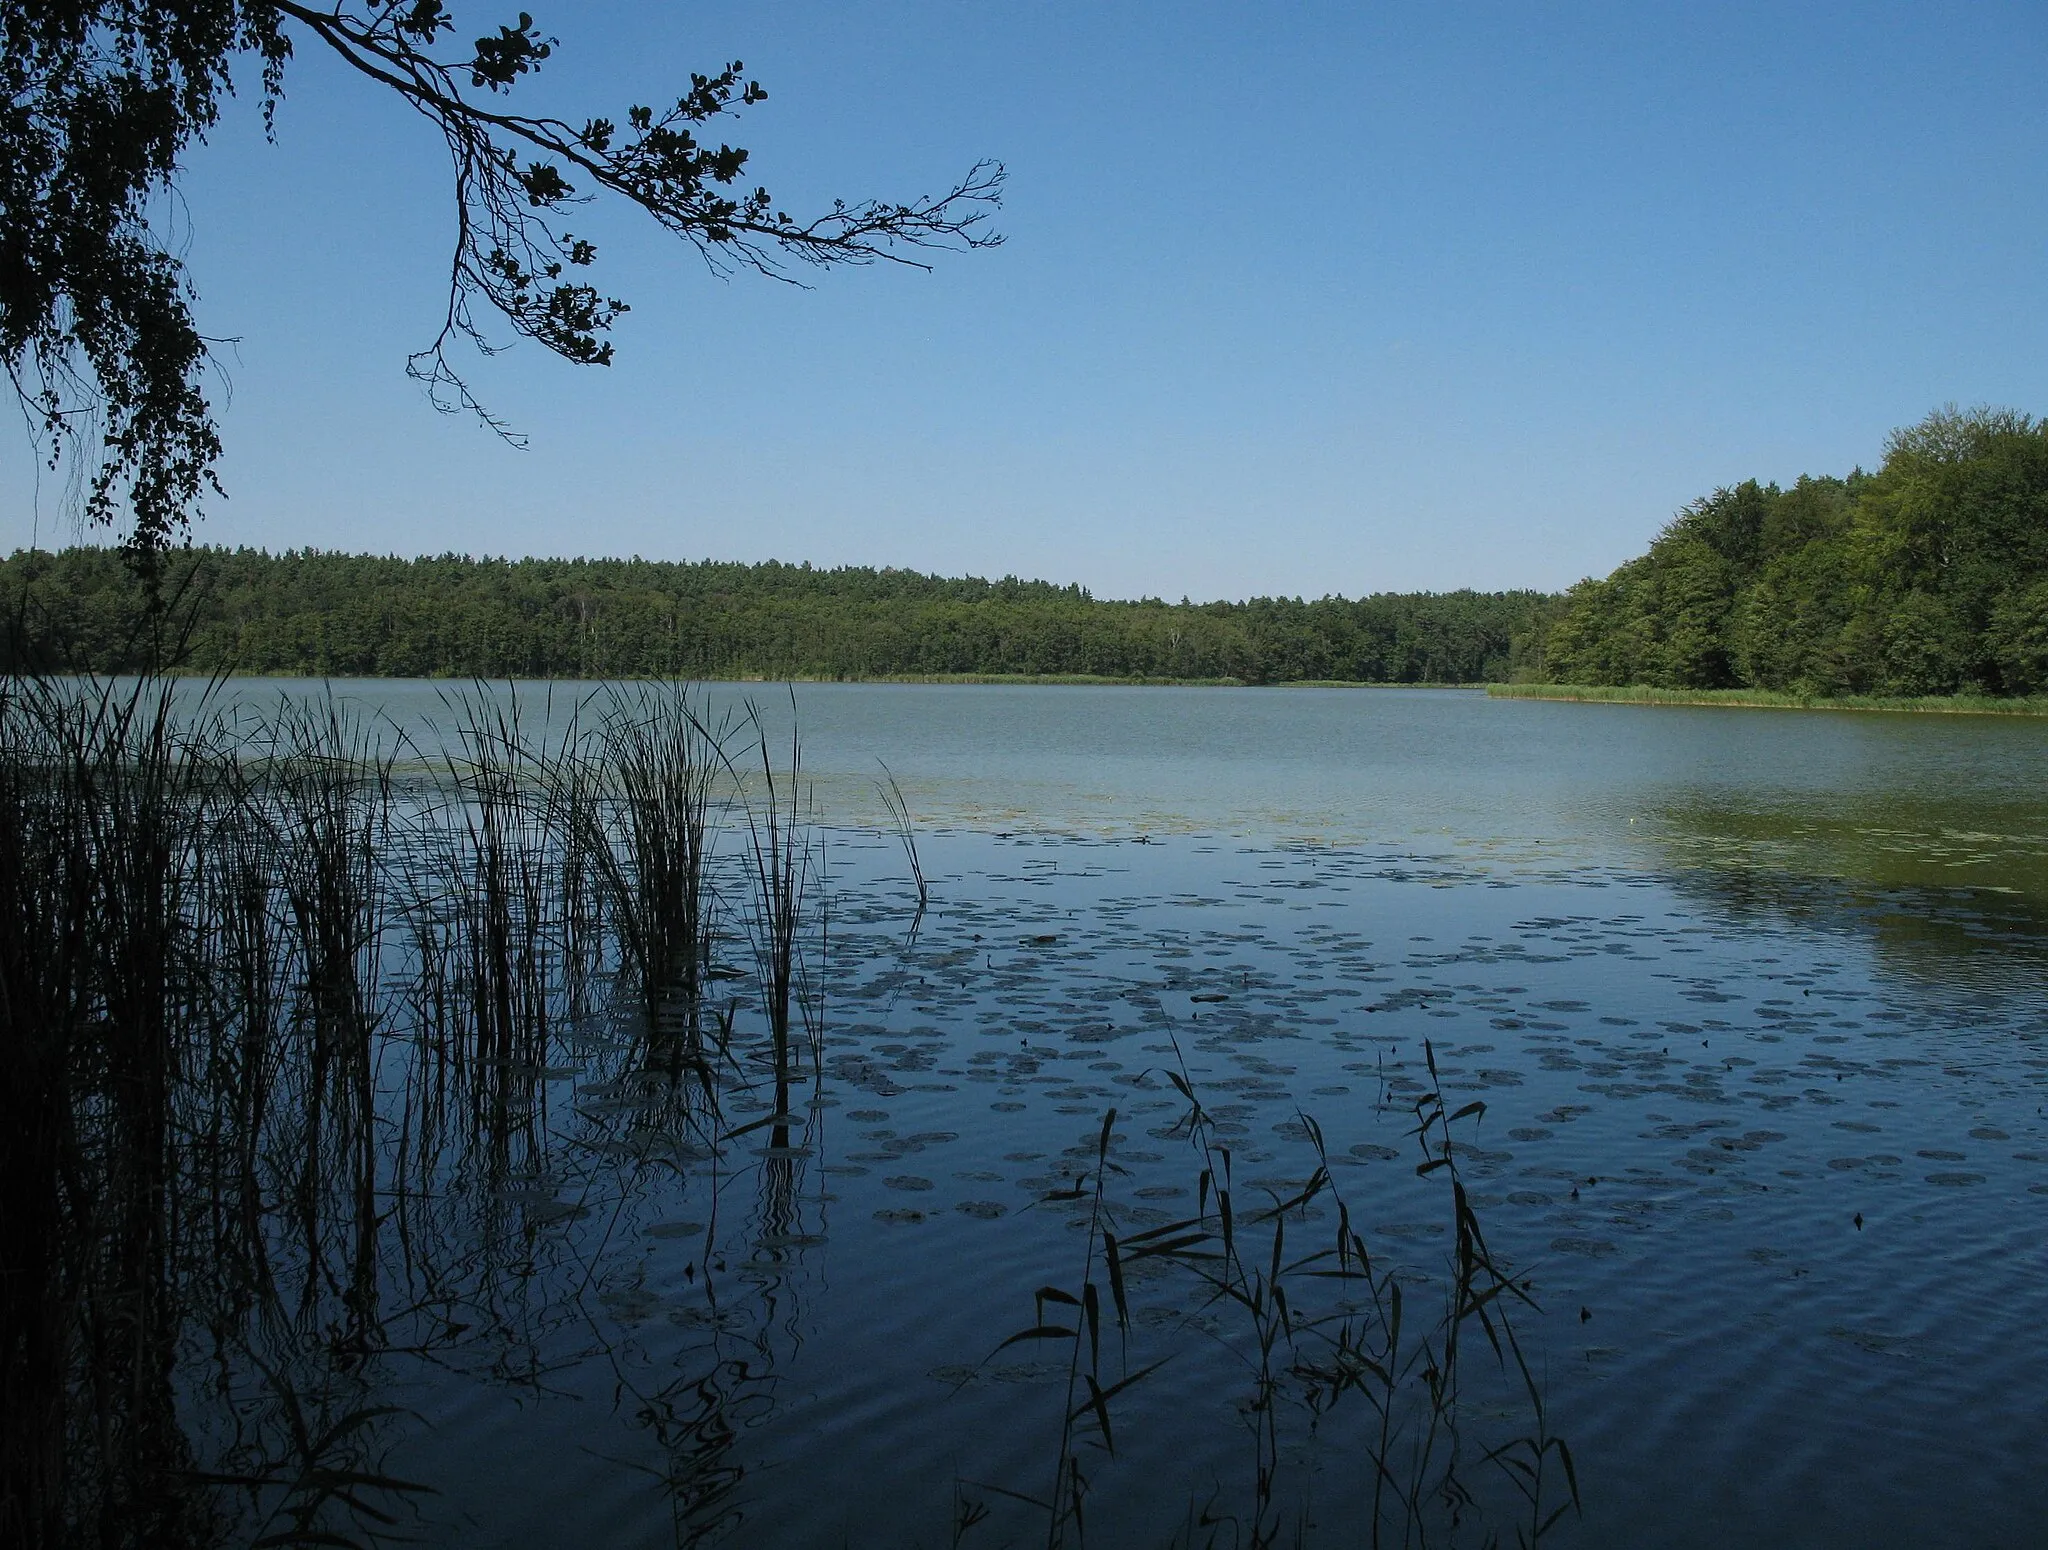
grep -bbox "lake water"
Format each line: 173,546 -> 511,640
179,683 -> 2048,1546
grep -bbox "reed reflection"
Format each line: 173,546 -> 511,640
0,675 -> 828,1548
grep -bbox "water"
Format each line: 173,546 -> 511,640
170,685 -> 2048,1544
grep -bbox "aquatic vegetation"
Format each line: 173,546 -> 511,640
0,669 -> 1579,1549
0,671 -> 829,1547
8,670 -> 2042,1548
874,760 -> 929,910
989,1041 -> 1574,1549
569,682 -> 731,1034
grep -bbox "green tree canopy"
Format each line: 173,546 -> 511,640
0,545 -> 1553,685
1538,406 -> 2048,697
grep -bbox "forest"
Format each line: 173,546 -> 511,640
1533,406 -> 2048,696
0,546 -> 1549,685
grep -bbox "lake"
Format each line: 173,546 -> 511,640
44,681 -> 2048,1547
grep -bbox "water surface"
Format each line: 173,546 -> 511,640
178,683 -> 2048,1547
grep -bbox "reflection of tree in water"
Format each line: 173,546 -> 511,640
1646,797 -> 2048,987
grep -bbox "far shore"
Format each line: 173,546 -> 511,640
32,671 -> 2048,714
1489,682 -> 2048,718
90,669 -> 1492,689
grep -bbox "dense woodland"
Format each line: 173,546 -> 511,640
0,547 -> 1548,685
1536,406 -> 2048,696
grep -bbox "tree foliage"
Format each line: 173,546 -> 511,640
0,546 -> 1551,684
1536,406 -> 2048,697
1,2 -> 1003,562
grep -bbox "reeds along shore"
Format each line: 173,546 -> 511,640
0,671 -> 1569,1550
0,672 -> 825,1548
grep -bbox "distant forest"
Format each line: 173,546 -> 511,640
0,548 -> 1550,685
1533,406 -> 2048,697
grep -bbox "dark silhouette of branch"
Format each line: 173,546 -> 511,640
0,1 -> 1003,556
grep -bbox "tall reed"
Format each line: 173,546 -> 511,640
571,683 -> 730,1041
426,689 -> 560,1073
875,759 -> 929,910
0,674 -> 240,1546
731,697 -> 821,1083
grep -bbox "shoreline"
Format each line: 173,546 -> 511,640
1488,682 -> 2048,718
88,669 -> 1490,690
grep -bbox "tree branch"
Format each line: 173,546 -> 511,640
270,1 -> 1004,434
0,0 -> 1002,554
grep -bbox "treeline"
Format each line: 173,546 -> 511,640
0,547 -> 1551,684
1534,406 -> 2048,696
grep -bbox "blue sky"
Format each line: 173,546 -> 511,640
6,0 -> 2045,599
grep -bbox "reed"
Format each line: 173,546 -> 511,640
731,696 -> 821,1081
0,672 -> 781,1544
0,673 -> 241,1546
573,682 -> 730,1039
3,664 -> 1569,1550
0,675 -> 96,1548
990,1039 -> 1576,1548
874,759 -> 930,910
0,678 -> 517,1542
421,688 -> 567,1077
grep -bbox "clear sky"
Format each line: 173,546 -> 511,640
5,0 -> 2045,600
